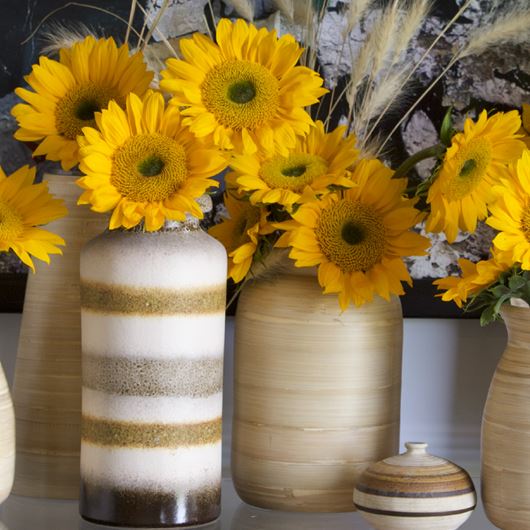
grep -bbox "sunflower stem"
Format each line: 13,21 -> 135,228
393,143 -> 445,180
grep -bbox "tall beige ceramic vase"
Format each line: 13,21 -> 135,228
12,172 -> 107,499
482,304 -> 530,529
232,271 -> 403,512
0,362 -> 15,505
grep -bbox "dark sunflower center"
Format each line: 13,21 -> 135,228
315,200 -> 387,273
75,99 -> 100,121
138,155 -> 165,177
282,165 -> 307,177
341,221 -> 365,245
459,159 -> 477,178
228,80 -> 256,104
521,207 -> 530,241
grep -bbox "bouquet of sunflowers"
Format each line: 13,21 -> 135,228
8,0 -> 530,319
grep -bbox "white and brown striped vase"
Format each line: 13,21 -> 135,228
482,304 -> 530,529
232,271 -> 403,512
79,216 -> 227,527
0,362 -> 15,505
353,442 -> 476,529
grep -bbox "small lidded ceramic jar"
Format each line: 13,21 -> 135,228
353,442 -> 476,530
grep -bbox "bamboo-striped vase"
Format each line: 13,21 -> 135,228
482,304 -> 530,529
12,172 -> 108,499
232,271 -> 403,512
79,218 -> 227,527
0,362 -> 15,505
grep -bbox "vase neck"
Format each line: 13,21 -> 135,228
501,305 -> 530,346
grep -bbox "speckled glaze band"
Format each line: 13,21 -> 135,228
79,226 -> 227,527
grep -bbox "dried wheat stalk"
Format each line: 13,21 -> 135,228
460,7 -> 530,58
39,23 -> 96,55
343,0 -> 373,36
224,0 -> 255,21
273,0 -> 294,21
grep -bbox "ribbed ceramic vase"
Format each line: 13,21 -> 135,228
354,442 -> 476,529
0,362 -> 15,505
79,216 -> 227,527
482,304 -> 530,529
232,271 -> 403,512
12,172 -> 107,499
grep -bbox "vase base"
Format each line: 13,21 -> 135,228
80,481 -> 221,528
13,451 -> 80,499
234,480 -> 357,513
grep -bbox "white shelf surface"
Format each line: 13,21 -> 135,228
0,477 -> 496,530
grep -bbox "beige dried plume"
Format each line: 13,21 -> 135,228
39,23 -> 97,56
344,0 -> 373,36
391,0 -> 430,62
460,5 -> 530,58
353,68 -> 410,138
347,1 -> 402,119
272,0 -> 294,21
224,0 -> 255,21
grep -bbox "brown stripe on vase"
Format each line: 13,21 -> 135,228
355,483 -> 476,498
357,468 -> 473,494
80,281 -> 226,315
354,504 -> 476,518
82,356 -> 222,397
80,480 -> 221,527
82,416 -> 222,448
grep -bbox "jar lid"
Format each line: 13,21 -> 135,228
355,442 -> 476,500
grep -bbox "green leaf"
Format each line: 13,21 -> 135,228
509,275 -> 527,291
440,107 -> 454,146
490,285 -> 511,298
493,294 -> 511,316
480,305 -> 497,327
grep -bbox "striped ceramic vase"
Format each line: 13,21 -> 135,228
0,362 -> 15,505
79,218 -> 227,527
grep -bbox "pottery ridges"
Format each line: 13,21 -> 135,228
79,229 -> 226,526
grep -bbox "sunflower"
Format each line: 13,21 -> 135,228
160,18 -> 327,154
276,159 -> 429,309
487,150 -> 530,269
434,251 -> 511,308
521,103 -> 530,149
0,165 -> 67,271
76,91 -> 227,231
209,193 -> 269,283
12,36 -> 153,170
229,121 -> 358,208
426,110 -> 525,243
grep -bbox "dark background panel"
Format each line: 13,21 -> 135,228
0,0 -> 147,97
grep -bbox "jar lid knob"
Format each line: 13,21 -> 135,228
405,442 -> 428,455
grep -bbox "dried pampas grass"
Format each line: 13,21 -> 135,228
224,0 -> 255,21
273,0 -> 294,21
344,0 -> 373,36
460,6 -> 530,58
39,23 -> 97,56
391,0 -> 430,62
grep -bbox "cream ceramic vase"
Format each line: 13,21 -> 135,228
79,216 -> 227,527
232,271 -> 403,512
0,363 -> 15,505
482,304 -> 530,529
12,172 -> 108,499
354,442 -> 476,529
